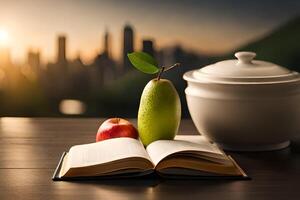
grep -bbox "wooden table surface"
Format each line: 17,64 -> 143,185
0,118 -> 300,200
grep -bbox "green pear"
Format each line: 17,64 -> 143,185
138,78 -> 181,146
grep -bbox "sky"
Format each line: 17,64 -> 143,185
0,0 -> 299,64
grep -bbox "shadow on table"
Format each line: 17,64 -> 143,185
226,142 -> 300,177
67,176 -> 247,198
290,138 -> 300,153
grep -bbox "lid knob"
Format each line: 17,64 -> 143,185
235,51 -> 256,65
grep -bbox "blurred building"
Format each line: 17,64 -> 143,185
142,39 -> 155,57
89,29 -> 116,90
57,35 -> 67,65
68,55 -> 90,97
27,50 -> 40,71
122,24 -> 134,73
43,34 -> 70,99
156,49 -> 165,66
103,29 -> 110,58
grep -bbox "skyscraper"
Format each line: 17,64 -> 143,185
103,29 -> 110,58
57,35 -> 67,65
123,24 -> 134,72
27,50 -> 40,71
142,39 -> 155,57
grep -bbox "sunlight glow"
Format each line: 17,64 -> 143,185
0,29 -> 9,46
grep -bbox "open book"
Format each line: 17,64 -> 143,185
52,135 -> 247,180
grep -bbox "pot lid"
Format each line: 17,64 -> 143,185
190,51 -> 300,84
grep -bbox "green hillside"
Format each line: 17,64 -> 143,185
231,16 -> 300,71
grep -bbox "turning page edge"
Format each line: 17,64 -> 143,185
52,152 -> 67,181
227,155 -> 249,179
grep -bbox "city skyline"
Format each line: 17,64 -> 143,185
1,23 -> 164,65
0,23 -> 157,68
0,0 -> 299,64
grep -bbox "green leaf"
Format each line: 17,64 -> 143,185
127,52 -> 159,74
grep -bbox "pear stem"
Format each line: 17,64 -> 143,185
165,63 -> 180,72
156,63 -> 180,81
157,66 -> 165,81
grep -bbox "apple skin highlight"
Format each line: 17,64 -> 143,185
96,118 -> 139,142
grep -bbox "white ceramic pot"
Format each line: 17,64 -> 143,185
183,52 -> 300,151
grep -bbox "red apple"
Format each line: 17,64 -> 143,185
96,118 -> 139,142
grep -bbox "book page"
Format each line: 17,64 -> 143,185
176,135 -> 223,154
146,135 -> 224,166
67,137 -> 152,168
